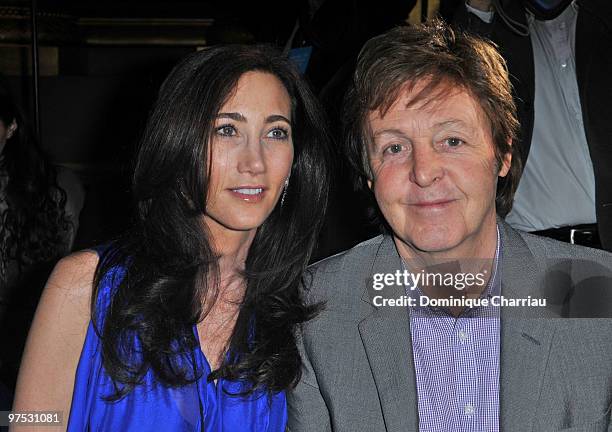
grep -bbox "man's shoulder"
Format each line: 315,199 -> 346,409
516,228 -> 612,265
500,220 -> 610,261
303,235 -> 387,304
509,227 -> 612,300
309,235 -> 386,272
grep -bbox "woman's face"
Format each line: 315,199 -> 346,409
203,71 -> 294,236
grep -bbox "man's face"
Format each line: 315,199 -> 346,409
367,82 -> 511,257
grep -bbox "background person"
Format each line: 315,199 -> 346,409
0,79 -> 84,402
454,0 -> 612,251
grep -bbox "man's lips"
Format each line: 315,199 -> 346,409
409,199 -> 457,208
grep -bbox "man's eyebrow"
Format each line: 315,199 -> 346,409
373,128 -> 409,139
433,119 -> 470,129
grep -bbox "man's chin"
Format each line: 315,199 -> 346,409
411,238 -> 459,254
396,230 -> 463,255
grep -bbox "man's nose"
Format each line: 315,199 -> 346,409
237,136 -> 266,175
408,145 -> 444,187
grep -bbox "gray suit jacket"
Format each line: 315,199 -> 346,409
288,222 -> 612,431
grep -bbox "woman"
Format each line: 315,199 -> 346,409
0,82 -> 83,308
12,45 -> 329,431
0,81 -> 83,392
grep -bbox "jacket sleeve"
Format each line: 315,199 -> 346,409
286,332 -> 332,432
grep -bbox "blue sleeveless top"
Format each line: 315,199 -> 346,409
67,257 -> 287,431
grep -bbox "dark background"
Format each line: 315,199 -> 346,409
0,0 -> 436,256
0,0 -> 439,410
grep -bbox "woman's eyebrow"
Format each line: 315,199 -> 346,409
215,113 -> 291,126
266,115 -> 291,125
216,112 -> 246,122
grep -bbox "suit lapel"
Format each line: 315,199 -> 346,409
357,235 -> 419,432
498,222 -> 556,431
499,317 -> 556,431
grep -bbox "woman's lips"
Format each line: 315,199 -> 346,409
229,186 -> 266,202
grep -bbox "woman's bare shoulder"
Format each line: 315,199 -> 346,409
11,249 -> 100,420
48,249 -> 100,300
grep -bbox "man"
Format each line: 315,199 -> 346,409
454,0 -> 612,251
287,21 -> 612,432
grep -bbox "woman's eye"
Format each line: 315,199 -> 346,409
216,125 -> 237,136
444,137 -> 464,147
384,143 -> 404,155
267,128 -> 289,140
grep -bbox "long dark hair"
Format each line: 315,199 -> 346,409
0,79 -> 72,281
93,44 -> 330,400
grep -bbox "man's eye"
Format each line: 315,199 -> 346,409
216,125 -> 237,136
445,137 -> 464,147
267,127 -> 289,140
384,144 -> 404,154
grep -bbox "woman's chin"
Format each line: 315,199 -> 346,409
204,212 -> 270,234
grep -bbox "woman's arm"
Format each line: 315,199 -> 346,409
11,250 -> 98,431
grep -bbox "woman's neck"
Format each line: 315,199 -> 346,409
214,230 -> 255,275
203,217 -> 256,300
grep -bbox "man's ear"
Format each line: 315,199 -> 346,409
6,120 -> 17,140
498,138 -> 512,178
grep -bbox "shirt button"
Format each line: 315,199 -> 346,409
458,330 -> 469,343
561,63 -> 567,68
464,404 -> 475,415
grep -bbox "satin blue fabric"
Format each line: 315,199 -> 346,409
67,261 -> 287,431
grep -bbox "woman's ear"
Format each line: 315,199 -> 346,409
7,120 -> 17,140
